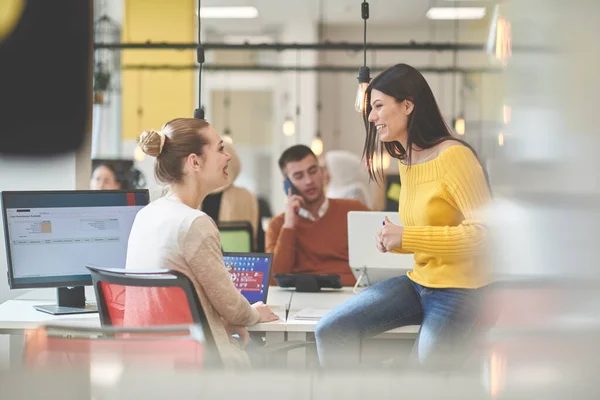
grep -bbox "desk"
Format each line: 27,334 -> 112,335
0,287 -> 99,334
0,287 -> 291,334
0,287 -> 418,336
286,287 -> 420,338
0,287 -> 291,367
283,288 -> 419,366
0,286 -> 418,367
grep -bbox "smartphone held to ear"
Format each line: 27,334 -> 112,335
284,177 -> 299,196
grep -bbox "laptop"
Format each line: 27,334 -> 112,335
347,211 -> 414,287
223,252 -> 272,304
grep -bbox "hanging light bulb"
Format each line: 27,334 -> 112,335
372,152 -> 391,170
311,133 -> 323,156
282,117 -> 296,136
355,67 -> 371,113
498,132 -> 505,147
134,145 -> 145,162
382,153 -> 391,169
355,1 -> 371,113
222,90 -> 233,144
223,128 -> 233,144
503,104 -> 511,125
454,117 -> 466,135
487,4 -> 512,67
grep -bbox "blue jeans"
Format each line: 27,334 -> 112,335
315,275 -> 485,368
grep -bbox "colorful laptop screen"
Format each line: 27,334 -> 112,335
223,253 -> 271,304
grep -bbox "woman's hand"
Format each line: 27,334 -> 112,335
376,216 -> 404,253
228,325 -> 250,348
252,301 -> 279,323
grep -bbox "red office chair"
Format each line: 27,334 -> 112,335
87,265 -> 312,369
87,265 -> 222,367
24,324 -> 206,370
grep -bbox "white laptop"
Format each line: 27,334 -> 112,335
347,211 -> 414,288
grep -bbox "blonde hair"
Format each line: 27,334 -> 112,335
139,118 -> 210,184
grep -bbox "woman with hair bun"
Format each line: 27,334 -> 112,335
125,118 -> 278,368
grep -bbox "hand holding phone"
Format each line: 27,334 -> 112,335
283,176 -> 299,196
283,177 -> 303,229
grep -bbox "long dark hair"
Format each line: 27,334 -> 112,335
362,63 -> 489,187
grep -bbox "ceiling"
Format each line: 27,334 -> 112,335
201,0 -> 497,36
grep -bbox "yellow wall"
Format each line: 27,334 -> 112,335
121,0 -> 195,141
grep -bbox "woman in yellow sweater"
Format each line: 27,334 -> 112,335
315,64 -> 492,368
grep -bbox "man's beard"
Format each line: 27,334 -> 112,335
302,190 -> 324,206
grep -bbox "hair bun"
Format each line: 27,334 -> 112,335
139,130 -> 166,157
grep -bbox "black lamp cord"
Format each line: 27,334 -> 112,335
295,50 -> 301,118
357,1 -> 370,84
295,50 -> 301,143
194,0 -> 205,119
362,1 -> 368,68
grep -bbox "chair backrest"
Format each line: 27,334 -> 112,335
87,265 -> 222,367
24,324 -> 207,370
218,220 -> 253,252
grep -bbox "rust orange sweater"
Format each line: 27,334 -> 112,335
265,198 -> 369,286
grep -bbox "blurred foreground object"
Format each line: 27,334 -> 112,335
0,0 -> 92,155
484,0 -> 600,397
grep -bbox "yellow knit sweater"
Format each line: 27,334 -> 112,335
394,145 -> 492,289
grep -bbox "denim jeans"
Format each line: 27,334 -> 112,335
315,275 -> 485,369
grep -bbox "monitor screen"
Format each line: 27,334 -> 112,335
1,190 -> 149,289
223,253 -> 272,304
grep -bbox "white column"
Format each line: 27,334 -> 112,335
271,20 -> 319,215
92,0 -> 124,159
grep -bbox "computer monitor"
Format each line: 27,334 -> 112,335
222,252 -> 272,304
1,190 -> 149,315
347,211 -> 414,289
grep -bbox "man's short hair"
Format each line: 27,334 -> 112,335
278,145 -> 317,172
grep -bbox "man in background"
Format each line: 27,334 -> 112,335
266,145 -> 369,286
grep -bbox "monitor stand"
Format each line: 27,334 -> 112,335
353,267 -> 371,291
34,286 -> 98,315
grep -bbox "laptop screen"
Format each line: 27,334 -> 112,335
223,252 -> 272,304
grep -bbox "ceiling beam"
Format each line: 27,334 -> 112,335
121,64 -> 503,73
96,41 -> 487,51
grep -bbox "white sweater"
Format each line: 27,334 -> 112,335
125,195 -> 260,368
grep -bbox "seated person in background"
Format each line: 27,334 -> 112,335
266,145 -> 370,286
201,142 -> 261,250
256,196 -> 273,252
90,163 -> 121,190
125,118 -> 278,368
318,153 -> 331,188
324,150 -> 373,209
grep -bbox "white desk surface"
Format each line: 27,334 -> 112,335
0,287 -> 292,333
290,287 -> 356,309
286,287 -> 420,335
0,286 -> 418,336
